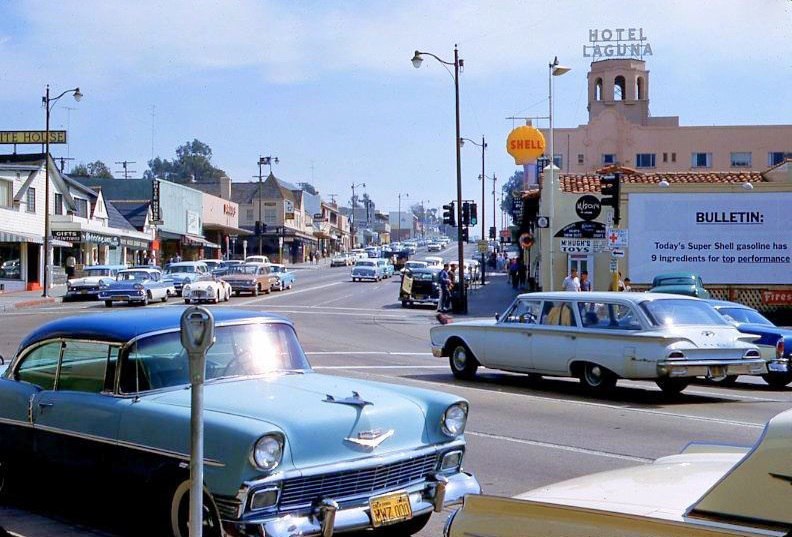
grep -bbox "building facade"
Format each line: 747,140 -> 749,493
541,59 -> 792,175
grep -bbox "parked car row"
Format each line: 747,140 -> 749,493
66,260 -> 297,307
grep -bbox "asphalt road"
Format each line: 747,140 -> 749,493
1,243 -> 790,537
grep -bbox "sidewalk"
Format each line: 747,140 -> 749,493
0,286 -> 65,312
463,271 -> 522,318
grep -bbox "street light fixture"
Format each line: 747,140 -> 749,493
546,56 -> 570,292
396,192 -> 409,242
256,155 -> 279,255
412,45 -> 467,313
42,84 -> 82,297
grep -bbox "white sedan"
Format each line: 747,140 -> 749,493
430,292 -> 765,395
181,278 -> 232,304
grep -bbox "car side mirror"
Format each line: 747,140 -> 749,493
494,312 -> 500,321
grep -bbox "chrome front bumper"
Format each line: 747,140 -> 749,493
231,471 -> 480,537
657,358 -> 767,378
432,345 -> 444,358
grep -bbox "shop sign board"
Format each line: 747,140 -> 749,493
83,232 -> 120,247
506,125 -> 545,165
762,290 -> 792,305
628,193 -> 792,284
559,239 -> 594,253
575,195 -> 601,221
151,180 -> 162,222
554,221 -> 606,239
0,131 -> 67,144
606,228 -> 629,248
52,230 -> 81,242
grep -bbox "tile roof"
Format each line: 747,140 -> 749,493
559,167 -> 766,193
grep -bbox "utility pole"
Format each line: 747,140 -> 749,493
256,155 -> 279,255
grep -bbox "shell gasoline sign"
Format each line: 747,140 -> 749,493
506,125 -> 545,164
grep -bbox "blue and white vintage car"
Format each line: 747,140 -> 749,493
163,261 -> 212,295
63,264 -> 127,301
351,259 -> 385,282
707,300 -> 792,388
377,258 -> 395,278
268,263 -> 296,291
0,309 -> 479,537
98,268 -> 174,307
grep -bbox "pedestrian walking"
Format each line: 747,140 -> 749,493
562,268 -> 581,292
517,259 -> 527,290
438,263 -> 452,312
580,270 -> 592,291
65,254 -> 76,279
623,277 -> 632,291
508,258 -> 519,289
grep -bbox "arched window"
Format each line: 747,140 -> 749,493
595,78 -> 603,101
636,76 -> 645,100
614,76 -> 626,101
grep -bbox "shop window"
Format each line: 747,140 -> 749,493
54,193 -> 63,215
601,154 -> 616,165
577,154 -> 584,165
0,179 -> 12,208
635,153 -> 656,168
74,198 -> 89,218
553,154 -> 563,170
26,187 -> 36,213
730,152 -> 752,168
0,242 -> 22,280
691,153 -> 712,168
246,208 -> 254,222
264,208 -> 277,224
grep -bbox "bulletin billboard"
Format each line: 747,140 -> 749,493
628,193 -> 791,284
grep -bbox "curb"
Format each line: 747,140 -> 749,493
7,297 -> 56,310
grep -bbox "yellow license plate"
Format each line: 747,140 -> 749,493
369,491 -> 412,527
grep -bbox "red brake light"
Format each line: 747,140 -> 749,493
777,339 -> 785,359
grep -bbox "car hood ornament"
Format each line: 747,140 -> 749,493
345,428 -> 395,449
324,391 -> 373,407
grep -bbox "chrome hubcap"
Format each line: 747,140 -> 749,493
452,348 -> 467,370
585,365 -> 603,385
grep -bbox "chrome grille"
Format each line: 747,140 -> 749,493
279,453 -> 438,509
214,496 -> 243,520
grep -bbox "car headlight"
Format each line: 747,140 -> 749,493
133,283 -> 144,290
252,434 -> 284,471
441,402 -> 468,437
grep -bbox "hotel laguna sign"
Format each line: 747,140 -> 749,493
583,28 -> 653,59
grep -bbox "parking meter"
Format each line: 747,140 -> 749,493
180,306 -> 215,537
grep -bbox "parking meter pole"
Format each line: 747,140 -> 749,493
180,307 -> 215,537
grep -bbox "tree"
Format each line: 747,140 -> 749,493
500,170 -> 525,224
144,139 -> 226,182
71,160 -> 114,178
298,182 -> 318,195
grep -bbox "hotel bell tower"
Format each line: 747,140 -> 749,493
587,59 -> 651,126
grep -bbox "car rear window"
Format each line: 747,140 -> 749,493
642,299 -> 727,327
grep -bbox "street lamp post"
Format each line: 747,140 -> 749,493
350,182 -> 366,248
42,84 -> 82,297
256,155 -> 278,255
396,192 -> 408,242
546,56 -> 570,292
491,173 -> 497,243
412,45 -> 467,313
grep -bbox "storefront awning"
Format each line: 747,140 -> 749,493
203,223 -> 253,236
159,230 -> 220,249
0,230 -> 43,244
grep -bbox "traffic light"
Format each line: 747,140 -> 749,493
255,221 -> 262,235
489,226 -> 496,239
461,202 -> 470,226
442,202 -> 456,226
470,203 -> 478,226
461,227 -> 469,243
600,173 -> 621,225
261,223 -> 268,234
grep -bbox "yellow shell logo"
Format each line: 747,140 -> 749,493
506,126 -> 546,164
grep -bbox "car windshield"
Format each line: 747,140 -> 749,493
642,299 -> 727,327
718,307 -> 774,326
412,271 -> 436,281
118,271 -> 152,281
84,268 -> 113,277
357,261 -> 376,267
166,265 -> 198,274
121,322 -> 311,392
228,265 -> 259,275
270,266 -> 285,273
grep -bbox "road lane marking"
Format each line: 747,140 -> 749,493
466,431 -> 653,463
309,352 -> 434,356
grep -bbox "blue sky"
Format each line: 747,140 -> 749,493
1,0 -> 790,214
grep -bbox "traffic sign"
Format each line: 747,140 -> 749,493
609,259 -> 618,272
606,228 -> 628,248
477,240 -> 489,253
611,249 -> 625,257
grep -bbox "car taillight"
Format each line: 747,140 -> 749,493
777,339 -> 785,359
667,351 -> 685,359
743,349 -> 761,359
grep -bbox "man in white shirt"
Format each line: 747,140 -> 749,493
562,268 -> 581,292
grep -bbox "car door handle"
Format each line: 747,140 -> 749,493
38,402 -> 54,408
